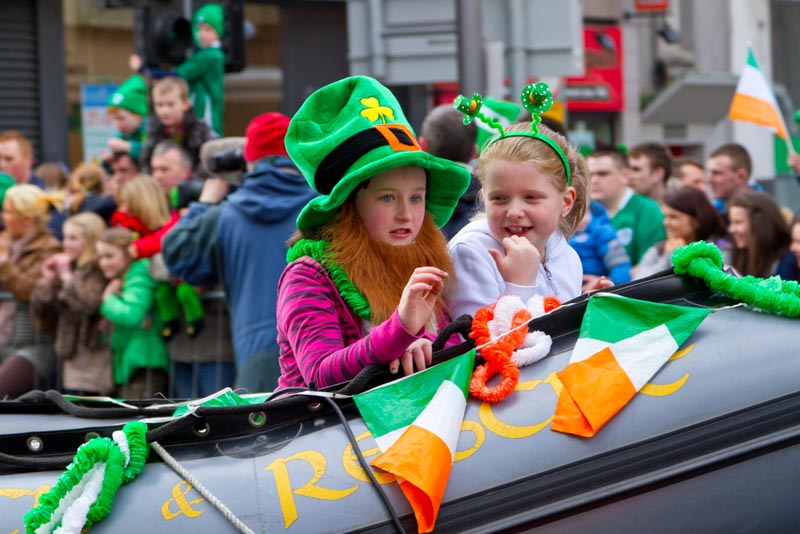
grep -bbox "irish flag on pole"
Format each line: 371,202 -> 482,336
729,46 -> 791,142
552,294 -> 709,438
353,349 -> 475,533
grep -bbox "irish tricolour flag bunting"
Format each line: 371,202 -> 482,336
552,294 -> 710,438
353,349 -> 475,533
728,46 -> 791,143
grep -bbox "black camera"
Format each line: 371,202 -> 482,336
174,180 -> 205,210
173,179 -> 238,210
208,147 -> 248,174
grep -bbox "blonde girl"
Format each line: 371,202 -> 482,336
97,227 -> 169,399
448,113 -> 594,318
111,174 -> 204,340
0,185 -> 63,397
111,174 -> 174,257
31,212 -> 111,395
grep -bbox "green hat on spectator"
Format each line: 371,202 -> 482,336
285,75 -> 471,231
108,75 -> 148,117
0,172 -> 15,208
193,3 -> 225,41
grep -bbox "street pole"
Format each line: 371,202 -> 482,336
456,0 -> 485,95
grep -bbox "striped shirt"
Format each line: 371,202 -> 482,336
277,257 -> 424,389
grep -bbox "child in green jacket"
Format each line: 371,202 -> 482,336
97,227 -> 169,399
103,74 -> 148,165
130,3 -> 225,136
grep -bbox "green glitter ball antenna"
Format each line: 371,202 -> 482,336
452,82 -> 571,185
520,82 -> 554,134
453,92 -> 506,134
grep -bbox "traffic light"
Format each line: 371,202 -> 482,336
219,0 -> 245,74
133,0 -> 245,73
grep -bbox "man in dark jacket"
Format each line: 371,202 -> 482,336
419,105 -> 480,239
162,113 -> 317,392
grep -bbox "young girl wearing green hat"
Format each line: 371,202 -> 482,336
276,76 -> 471,390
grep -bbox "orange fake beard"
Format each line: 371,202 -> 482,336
321,202 -> 453,326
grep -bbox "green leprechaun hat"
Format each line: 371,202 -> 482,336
108,75 -> 148,117
286,76 -> 472,231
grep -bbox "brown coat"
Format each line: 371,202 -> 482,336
0,228 -> 62,332
30,261 -> 113,394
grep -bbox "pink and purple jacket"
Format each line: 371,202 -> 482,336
277,257 -> 455,389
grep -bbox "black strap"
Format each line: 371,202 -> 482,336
315,124 -> 420,195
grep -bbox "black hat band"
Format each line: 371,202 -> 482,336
315,123 -> 420,195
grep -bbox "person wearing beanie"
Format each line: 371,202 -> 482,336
103,75 -> 148,164
276,75 -> 470,390
162,112 -> 318,393
130,3 -> 226,136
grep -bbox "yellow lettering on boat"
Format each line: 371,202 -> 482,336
454,420 -> 486,462
265,450 -> 359,528
479,375 -> 560,438
0,485 -> 50,507
641,345 -> 694,396
161,481 -> 205,520
342,431 -> 395,484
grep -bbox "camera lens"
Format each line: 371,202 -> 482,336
209,147 -> 247,174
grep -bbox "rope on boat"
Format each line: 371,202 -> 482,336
150,441 -> 256,534
23,421 -> 148,534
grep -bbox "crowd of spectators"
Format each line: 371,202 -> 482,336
0,71 -> 798,400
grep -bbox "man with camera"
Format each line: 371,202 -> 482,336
162,112 -> 317,392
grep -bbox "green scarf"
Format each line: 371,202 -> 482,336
287,239 -> 372,320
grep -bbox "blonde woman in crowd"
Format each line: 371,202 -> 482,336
31,212 -> 111,395
0,185 -> 63,398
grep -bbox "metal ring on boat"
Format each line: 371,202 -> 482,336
84,432 -> 100,442
192,421 -> 211,437
248,411 -> 267,428
26,436 -> 43,453
307,402 -> 323,412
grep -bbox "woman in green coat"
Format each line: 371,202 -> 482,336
97,227 -> 169,399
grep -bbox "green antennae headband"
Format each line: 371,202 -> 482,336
453,82 -> 571,185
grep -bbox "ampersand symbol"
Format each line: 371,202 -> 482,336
161,481 -> 205,520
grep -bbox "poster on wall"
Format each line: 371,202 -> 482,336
564,25 -> 624,112
80,84 -> 118,163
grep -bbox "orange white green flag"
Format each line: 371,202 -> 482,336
551,294 -> 709,438
353,349 -> 476,533
728,46 -> 791,143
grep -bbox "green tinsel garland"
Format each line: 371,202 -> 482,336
24,420 -> 149,533
287,239 -> 372,321
671,241 -> 800,317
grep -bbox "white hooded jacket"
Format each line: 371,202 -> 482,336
447,218 -> 582,319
